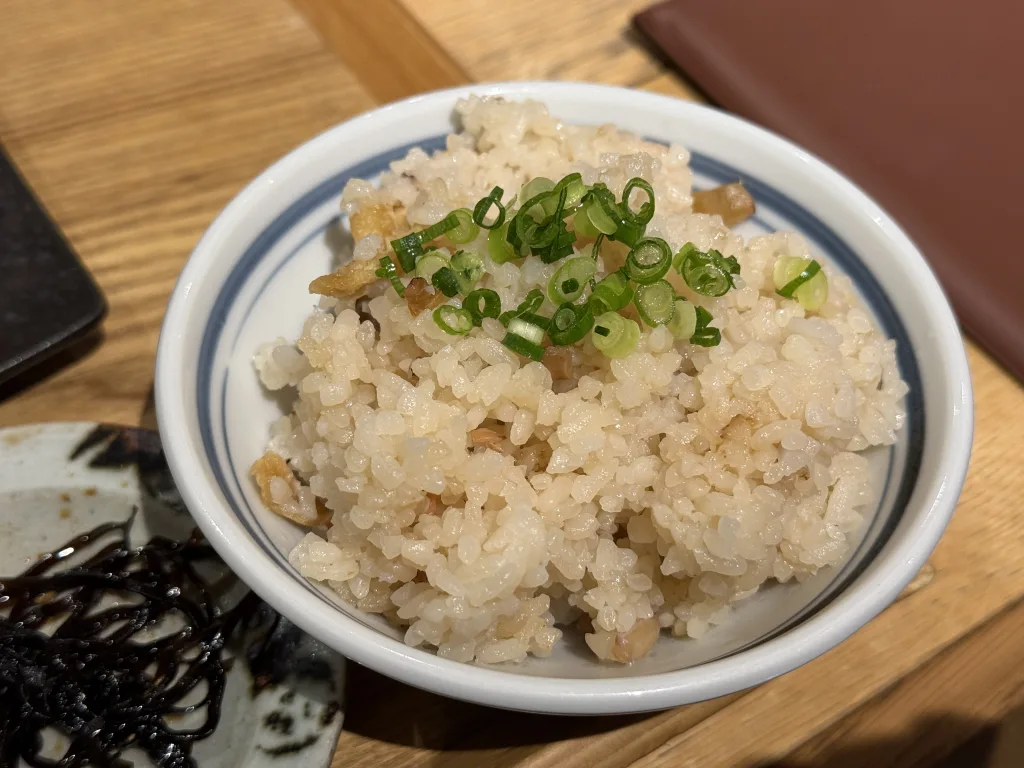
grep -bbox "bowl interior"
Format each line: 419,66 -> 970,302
158,83 -> 967,707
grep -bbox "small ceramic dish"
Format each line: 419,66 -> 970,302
0,422 -> 345,766
155,82 -> 972,714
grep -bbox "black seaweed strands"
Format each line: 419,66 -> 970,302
0,513 -> 277,768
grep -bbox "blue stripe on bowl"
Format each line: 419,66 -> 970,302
196,134 -> 926,656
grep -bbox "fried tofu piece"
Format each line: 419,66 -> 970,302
404,277 -> 447,316
309,203 -> 412,298
309,258 -> 381,298
470,427 -> 509,455
350,202 -> 407,241
692,182 -> 756,227
250,451 -> 330,527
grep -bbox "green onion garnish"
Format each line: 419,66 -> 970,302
591,312 -> 640,358
573,205 -> 600,239
539,226 -> 577,264
391,233 -> 422,273
773,257 -> 827,309
501,332 -> 545,361
499,288 -> 544,326
374,256 -> 405,296
633,280 -> 676,326
431,266 -> 460,297
464,288 -> 501,326
418,212 -> 460,243
588,269 -> 634,314
502,313 -> 549,360
433,305 -> 473,335
548,173 -> 587,213
449,250 -> 484,294
666,298 -> 697,339
690,305 -> 721,347
626,237 -> 672,284
515,312 -> 551,332
521,177 -> 556,221
547,256 -> 597,304
448,209 -> 481,244
584,186 -> 624,236
414,250 -> 450,280
472,186 -> 507,230
777,259 -> 821,297
487,222 -> 518,264
621,177 -> 655,226
676,243 -> 740,297
548,302 -> 594,346
390,211 -> 461,272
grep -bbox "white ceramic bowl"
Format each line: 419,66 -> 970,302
155,82 -> 972,714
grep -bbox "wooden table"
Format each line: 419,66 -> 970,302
3,2 -> 1024,765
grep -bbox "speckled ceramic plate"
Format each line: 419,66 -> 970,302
0,422 -> 345,767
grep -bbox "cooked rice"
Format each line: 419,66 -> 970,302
254,97 -> 908,664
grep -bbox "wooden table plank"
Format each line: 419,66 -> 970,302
398,0 -> 665,86
777,599 -> 1024,768
0,0 -> 375,427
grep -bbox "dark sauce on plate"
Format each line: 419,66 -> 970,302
0,516 -> 277,768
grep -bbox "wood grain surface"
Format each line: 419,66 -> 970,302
1,1 -> 1022,766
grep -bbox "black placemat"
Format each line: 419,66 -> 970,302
0,144 -> 105,384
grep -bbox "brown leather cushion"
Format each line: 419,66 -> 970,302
635,0 -> 1024,379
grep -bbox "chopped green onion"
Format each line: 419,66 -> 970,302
448,209 -> 480,244
612,219 -> 646,248
584,187 -> 622,235
374,256 -> 405,296
666,299 -> 697,339
547,173 -> 587,213
499,288 -> 545,326
449,250 -> 484,294
690,305 -> 721,347
414,250 -> 450,280
464,288 -> 501,325
502,312 -> 549,360
431,266 -> 460,297
515,312 -> 551,332
487,222 -> 518,264
433,305 -> 474,335
547,256 -> 597,304
472,186 -> 507,230
419,212 -> 460,243
548,302 -> 594,346
588,270 -> 634,314
573,205 -> 600,239
591,312 -> 640,358
501,332 -> 545,361
621,178 -> 655,226
538,226 -> 577,264
592,233 -> 605,260
626,237 -> 672,284
676,243 -> 740,297
633,280 -> 676,326
521,177 -> 556,220
671,242 -> 698,274
773,256 -> 828,310
391,233 -> 423,273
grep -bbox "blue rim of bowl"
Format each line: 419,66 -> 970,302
196,135 -> 925,663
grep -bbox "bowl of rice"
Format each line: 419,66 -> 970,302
155,82 -> 972,714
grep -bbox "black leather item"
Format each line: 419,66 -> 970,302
0,144 -> 105,384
